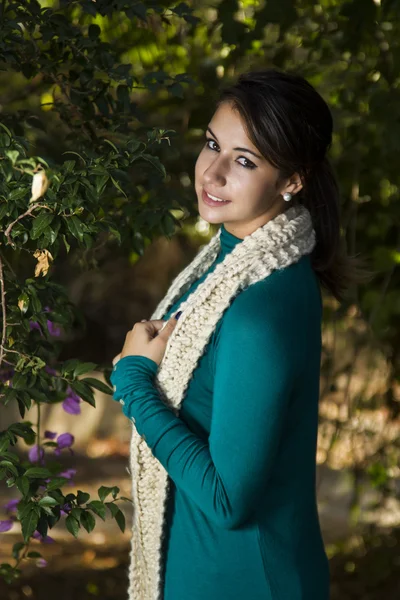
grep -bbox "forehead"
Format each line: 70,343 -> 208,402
208,103 -> 251,142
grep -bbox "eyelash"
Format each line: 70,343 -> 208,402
204,137 -> 257,170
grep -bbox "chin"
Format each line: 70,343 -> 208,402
198,204 -> 226,225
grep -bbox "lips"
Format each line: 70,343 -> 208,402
201,188 -> 232,207
203,188 -> 229,202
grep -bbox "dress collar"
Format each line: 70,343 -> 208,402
219,223 -> 243,258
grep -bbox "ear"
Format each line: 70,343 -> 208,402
284,173 -> 303,196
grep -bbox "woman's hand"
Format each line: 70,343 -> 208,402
112,316 -> 179,368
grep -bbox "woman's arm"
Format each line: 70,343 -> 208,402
111,281 -> 303,530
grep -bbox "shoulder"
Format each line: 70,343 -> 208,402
210,256 -> 322,378
227,255 -> 320,323
211,255 -> 321,356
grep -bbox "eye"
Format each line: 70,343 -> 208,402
205,137 -> 219,151
237,157 -> 256,170
204,136 -> 257,170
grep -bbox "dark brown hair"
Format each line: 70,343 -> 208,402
217,68 -> 372,303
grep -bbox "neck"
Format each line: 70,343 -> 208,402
222,202 -> 293,239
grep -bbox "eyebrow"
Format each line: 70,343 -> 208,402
207,126 -> 263,160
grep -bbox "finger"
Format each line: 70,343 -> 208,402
134,320 -> 162,339
155,317 -> 178,340
148,319 -> 170,332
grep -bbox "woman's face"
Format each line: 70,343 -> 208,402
194,101 -> 301,239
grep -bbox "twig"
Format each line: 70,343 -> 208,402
3,202 -> 49,246
0,253 -> 7,370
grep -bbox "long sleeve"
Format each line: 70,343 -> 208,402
110,280 -> 304,531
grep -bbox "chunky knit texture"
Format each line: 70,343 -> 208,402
126,204 -> 316,600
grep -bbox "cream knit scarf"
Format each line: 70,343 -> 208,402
127,203 -> 316,599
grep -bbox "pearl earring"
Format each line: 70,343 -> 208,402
283,192 -> 292,202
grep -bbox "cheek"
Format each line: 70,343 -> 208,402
194,149 -> 209,180
235,176 -> 274,204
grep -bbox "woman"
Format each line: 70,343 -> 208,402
111,69 -> 361,600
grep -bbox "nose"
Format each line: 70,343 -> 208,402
202,155 -> 227,187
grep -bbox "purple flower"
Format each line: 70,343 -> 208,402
60,502 -> 72,516
29,309 -> 62,338
36,558 -> 48,567
58,468 -> 76,483
0,520 -> 14,532
51,432 -> 74,457
28,445 -> 45,464
0,368 -> 14,383
56,433 -> 74,449
44,306 -> 62,337
32,530 -> 55,543
44,430 -> 57,440
29,320 -> 43,335
46,319 -> 61,337
62,387 -> 81,415
45,366 -> 57,376
4,498 -> 19,513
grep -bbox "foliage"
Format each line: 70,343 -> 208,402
0,0 -> 196,583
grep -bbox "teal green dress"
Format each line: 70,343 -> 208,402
111,223 -> 330,600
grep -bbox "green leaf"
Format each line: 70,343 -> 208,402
0,202 -> 9,220
81,510 -> 95,533
110,176 -> 127,198
41,506 -> 55,517
24,467 -> 52,479
0,432 -> 11,453
17,293 -> 30,315
27,551 -> 42,558
66,216 -> 85,242
168,82 -> 184,98
0,122 -> 13,139
48,490 -> 64,504
15,476 -> 29,496
105,504 -> 126,533
81,377 -> 113,395
1,451 -> 20,465
61,359 -> 80,376
65,514 -> 80,538
73,362 -> 97,378
12,542 -> 25,560
71,507 -> 83,521
63,160 -> 76,172
115,507 -> 125,533
87,500 -> 106,520
0,461 -> 19,477
62,150 -> 86,164
95,174 -> 109,194
102,138 -> 119,153
46,477 -> 69,491
98,485 -> 119,502
5,150 -> 19,165
139,154 -> 166,178
117,84 -> 130,112
62,234 -> 70,253
77,490 -> 90,505
36,514 -> 48,538
12,372 -> 28,389
21,506 -> 40,542
31,212 -> 54,240
8,187 -> 28,202
70,380 -> 95,407
38,496 -> 58,507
